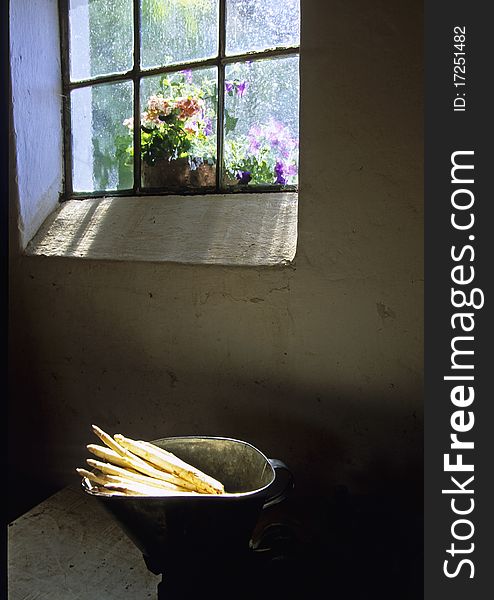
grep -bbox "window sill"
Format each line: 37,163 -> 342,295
25,193 -> 298,266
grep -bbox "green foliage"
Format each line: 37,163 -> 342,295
224,110 -> 239,135
118,70 -> 217,169
141,118 -> 193,166
81,0 -> 298,192
114,132 -> 134,187
141,0 -> 217,67
144,0 -> 213,34
92,139 -> 112,190
87,0 -> 133,191
224,138 -> 275,185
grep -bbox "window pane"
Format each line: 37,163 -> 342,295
141,0 -> 218,69
69,0 -> 133,81
139,68 -> 217,189
71,81 -> 134,192
225,0 -> 300,56
223,56 -> 299,187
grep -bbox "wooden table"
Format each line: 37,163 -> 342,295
8,485 -> 159,599
8,483 -> 424,598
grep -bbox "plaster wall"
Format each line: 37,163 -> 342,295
9,0 -> 423,518
9,0 -> 63,250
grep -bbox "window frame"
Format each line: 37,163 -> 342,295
58,0 -> 300,201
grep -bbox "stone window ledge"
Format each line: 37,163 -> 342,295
25,193 -> 298,266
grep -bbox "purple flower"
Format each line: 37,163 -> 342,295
203,117 -> 213,136
237,81 -> 248,97
236,170 -> 252,184
249,138 -> 261,153
266,120 -> 285,147
275,161 -> 284,175
248,124 -> 262,138
268,119 -> 285,135
286,162 -> 298,176
274,161 -> 287,185
247,124 -> 262,153
226,80 -> 248,97
182,69 -> 193,83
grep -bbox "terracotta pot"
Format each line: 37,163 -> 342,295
190,163 -> 216,187
142,159 -> 218,189
141,157 -> 191,189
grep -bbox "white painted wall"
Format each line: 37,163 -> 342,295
10,0 -> 63,250
9,0 -> 423,519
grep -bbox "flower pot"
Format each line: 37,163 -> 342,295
190,163 -> 216,187
141,157 -> 191,189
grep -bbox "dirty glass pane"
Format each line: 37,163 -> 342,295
138,67 -> 217,189
71,80 -> 134,192
225,0 -> 300,56
141,0 -> 218,69
69,0 -> 133,81
223,56 -> 299,187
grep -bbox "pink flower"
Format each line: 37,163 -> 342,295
175,96 -> 203,119
141,110 -> 160,126
184,118 -> 200,135
143,95 -> 173,124
147,95 -> 171,115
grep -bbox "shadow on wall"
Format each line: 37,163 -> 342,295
8,246 -> 423,527
8,350 -> 422,518
8,269 -> 423,598
8,363 -> 423,599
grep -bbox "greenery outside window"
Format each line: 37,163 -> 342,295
60,0 -> 300,198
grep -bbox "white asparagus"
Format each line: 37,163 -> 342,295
80,425 -> 226,497
114,435 -> 224,494
86,458 -> 194,492
86,444 -> 199,491
101,473 -> 192,494
92,484 -> 140,496
76,467 -> 109,486
92,424 -> 135,459
76,469 -> 136,496
103,480 -> 191,497
87,444 -> 137,470
77,468 -> 153,497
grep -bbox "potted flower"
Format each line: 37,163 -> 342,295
120,71 -> 217,189
116,71 -> 299,190
222,76 -> 298,187
224,118 -> 299,187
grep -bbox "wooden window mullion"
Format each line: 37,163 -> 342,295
132,0 -> 141,193
216,0 -> 227,191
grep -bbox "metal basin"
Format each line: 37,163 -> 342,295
82,436 -> 293,573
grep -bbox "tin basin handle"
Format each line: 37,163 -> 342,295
263,459 -> 294,509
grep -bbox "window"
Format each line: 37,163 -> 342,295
61,0 -> 300,198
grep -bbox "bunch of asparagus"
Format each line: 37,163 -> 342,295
76,425 -> 225,497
